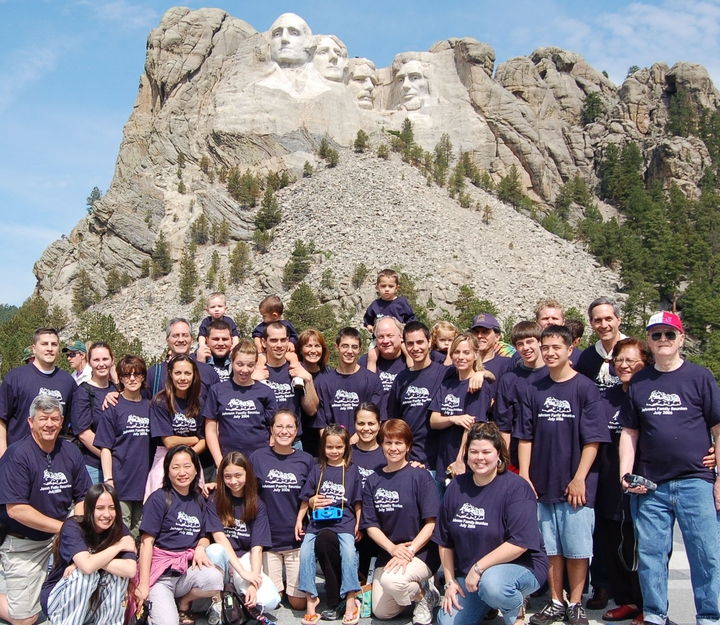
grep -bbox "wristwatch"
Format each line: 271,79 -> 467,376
444,579 -> 456,590
473,563 -> 484,577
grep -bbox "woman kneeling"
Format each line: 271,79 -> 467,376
435,423 -> 548,625
41,483 -> 137,625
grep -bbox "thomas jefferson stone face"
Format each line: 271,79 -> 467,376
396,60 -> 430,110
349,61 -> 376,109
269,13 -> 312,68
314,36 -> 348,82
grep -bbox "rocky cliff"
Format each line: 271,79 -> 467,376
32,7 -> 720,349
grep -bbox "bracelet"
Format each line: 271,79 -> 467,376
444,579 -> 456,590
105,478 -> 114,482
408,545 -> 415,554
473,563 -> 484,577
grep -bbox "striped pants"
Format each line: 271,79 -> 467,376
46,568 -> 128,625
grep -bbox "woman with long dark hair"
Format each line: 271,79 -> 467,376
40,482 -> 137,625
146,354 -> 207,498
135,445 -> 223,625
205,452 -> 281,617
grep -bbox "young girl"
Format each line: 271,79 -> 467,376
429,333 -> 492,494
95,355 -> 152,537
351,403 -> 384,583
296,425 -> 362,625
41,483 -> 137,625
206,452 -> 281,620
72,342 -> 119,484
430,321 -> 458,365
146,354 -> 206,499
203,340 -> 278,467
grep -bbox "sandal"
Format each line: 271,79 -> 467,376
178,609 -> 195,625
302,614 -> 321,625
342,600 -> 360,625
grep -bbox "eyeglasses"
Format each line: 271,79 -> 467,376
649,331 -> 678,342
119,371 -> 143,380
613,357 -> 642,366
273,425 -> 297,431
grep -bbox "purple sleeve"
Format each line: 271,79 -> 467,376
0,371 -> 16,423
201,385 -> 219,421
418,470 -> 440,518
205,497 -> 224,535
579,385 -> 612,445
397,297 -> 417,324
504,487 -> 543,550
93,407 -> 116,450
70,447 -> 92,503
198,317 -> 211,338
360,478 -> 379,530
349,465 -> 362,504
72,386 -> 94,433
618,388 -> 640,430
58,520 -> 90,563
300,464 -> 320,501
251,323 -> 265,340
371,375 -> 383,408
226,317 -> 240,337
494,376 -> 515,433
0,449 -> 31,504
251,501 -> 273,549
431,481 -> 455,549
139,490 -> 165,538
514,385 -> 535,441
284,321 -> 299,345
362,304 -> 376,328
314,378 -> 330,429
150,399 -> 174,438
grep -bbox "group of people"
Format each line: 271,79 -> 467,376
0,268 -> 717,625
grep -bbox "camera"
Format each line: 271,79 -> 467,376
622,473 -> 657,492
312,506 -> 343,521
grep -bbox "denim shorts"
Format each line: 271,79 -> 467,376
537,501 -> 594,558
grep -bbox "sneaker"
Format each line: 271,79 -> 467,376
413,580 -> 440,625
207,596 -> 223,625
566,603 -> 588,625
321,601 -> 346,621
529,600 -> 568,625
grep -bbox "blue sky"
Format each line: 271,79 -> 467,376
2,0 -> 720,306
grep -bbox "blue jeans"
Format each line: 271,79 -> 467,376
298,532 -> 360,598
437,565 -> 540,625
631,478 -> 720,625
85,464 -> 102,485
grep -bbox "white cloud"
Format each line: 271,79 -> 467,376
76,0 -> 159,30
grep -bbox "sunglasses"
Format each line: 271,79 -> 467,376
119,371 -> 143,380
649,331 -> 677,341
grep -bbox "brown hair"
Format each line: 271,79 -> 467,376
376,269 -> 400,286
430,321 -> 458,350
612,337 -> 653,366
463,422 -> 509,474
116,355 -> 147,391
231,339 -> 258,362
297,329 -> 330,368
154,354 -> 202,421
216,452 -> 259,527
449,333 -> 484,372
377,419 -> 413,457
88,341 -> 115,362
534,300 -> 565,321
259,295 -> 283,315
319,424 -> 352,469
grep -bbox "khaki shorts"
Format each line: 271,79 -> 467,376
263,549 -> 302,598
0,535 -> 53,619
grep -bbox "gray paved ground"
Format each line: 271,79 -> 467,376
9,523 -> 696,624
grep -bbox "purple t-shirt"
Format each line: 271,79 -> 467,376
429,376 -> 492,475
515,373 -> 610,506
433,471 -> 548,583
387,362 -> 449,466
72,382 -> 118,469
618,361 -> 720,484
94,396 -> 152,502
352,444 -> 387,489
203,380 -> 277,458
358,353 -> 408,420
363,296 -> 417,328
0,436 -> 91,540
41,520 -> 135,610
314,368 -> 383,434
146,359 -> 220,400
251,320 -> 299,346
494,365 -> 547,434
250,446 -> 315,551
206,495 -> 272,557
206,355 -> 232,384
150,395 -> 204,439
481,354 -> 513,402
300,463 -> 362,535
430,350 -> 448,365
576,345 -> 622,392
140,487 -> 207,551
361,464 -> 440,569
260,362 -> 303,438
198,315 -> 239,339
0,364 -> 76,445
596,384 -> 629,521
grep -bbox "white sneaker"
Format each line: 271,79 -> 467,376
413,580 -> 440,625
208,596 -> 223,625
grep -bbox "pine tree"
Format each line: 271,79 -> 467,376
217,218 -> 230,245
199,155 -> 210,174
354,130 -> 369,152
140,259 -> 150,278
206,250 -> 220,288
229,241 -> 252,284
285,282 -> 338,334
189,213 -> 209,244
255,188 -> 282,231
326,149 -> 339,168
72,269 -> 97,315
178,250 -> 198,304
497,165 -> 525,209
106,268 -> 124,296
377,144 -> 389,160
582,92 -> 603,124
253,229 -> 273,253
318,138 -> 331,159
74,312 -> 144,361
351,263 -> 369,289
282,240 -> 313,289
151,231 -> 173,279
86,187 -> 102,215
303,161 -> 314,177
